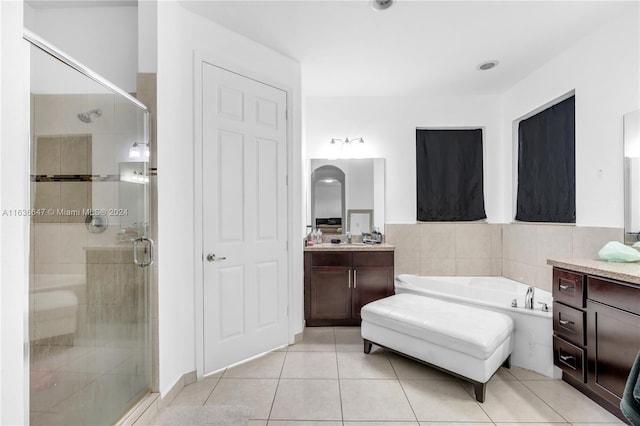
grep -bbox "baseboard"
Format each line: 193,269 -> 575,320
116,369 -> 196,425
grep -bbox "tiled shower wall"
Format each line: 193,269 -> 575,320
30,93 -> 139,274
385,223 -> 623,292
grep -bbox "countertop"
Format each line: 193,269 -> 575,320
547,258 -> 640,285
304,242 -> 395,252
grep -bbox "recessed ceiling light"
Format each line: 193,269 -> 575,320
477,60 -> 499,71
370,0 -> 393,11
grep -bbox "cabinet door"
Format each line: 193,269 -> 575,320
351,266 -> 394,321
587,300 -> 640,406
310,267 -> 352,320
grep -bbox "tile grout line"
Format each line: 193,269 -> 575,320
265,349 -> 288,422
518,376 -> 572,424
333,327 -> 346,425
201,368 -> 226,406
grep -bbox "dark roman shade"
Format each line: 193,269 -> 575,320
516,96 -> 575,223
416,129 -> 486,221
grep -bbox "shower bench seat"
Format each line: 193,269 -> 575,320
361,293 -> 514,402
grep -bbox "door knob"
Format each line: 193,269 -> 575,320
206,253 -> 226,262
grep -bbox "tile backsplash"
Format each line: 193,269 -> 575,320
385,222 -> 623,292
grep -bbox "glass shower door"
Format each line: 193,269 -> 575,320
27,35 -> 152,426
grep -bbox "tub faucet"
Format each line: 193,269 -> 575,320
525,286 -> 535,310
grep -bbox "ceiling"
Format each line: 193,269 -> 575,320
180,0 -> 636,97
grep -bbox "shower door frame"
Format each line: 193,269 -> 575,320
23,28 -> 154,424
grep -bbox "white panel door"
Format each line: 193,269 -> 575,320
202,63 -> 288,374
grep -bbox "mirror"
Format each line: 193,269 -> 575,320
624,109 -> 640,240
309,158 -> 385,234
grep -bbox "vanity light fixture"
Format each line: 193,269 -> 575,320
128,141 -> 150,160
330,137 -> 365,145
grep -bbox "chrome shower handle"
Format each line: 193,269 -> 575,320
133,237 -> 154,267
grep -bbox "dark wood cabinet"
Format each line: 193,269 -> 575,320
552,266 -> 640,421
305,249 -> 394,326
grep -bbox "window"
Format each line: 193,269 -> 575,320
516,96 -> 575,223
416,128 -> 486,221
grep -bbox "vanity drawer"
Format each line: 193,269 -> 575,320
553,336 -> 586,383
553,301 -> 585,346
310,252 -> 351,267
352,251 -> 394,267
552,268 -> 585,308
587,276 -> 640,316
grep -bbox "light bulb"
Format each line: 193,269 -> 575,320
129,142 -> 141,159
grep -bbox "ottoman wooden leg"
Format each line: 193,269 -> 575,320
473,382 -> 486,403
363,339 -> 373,354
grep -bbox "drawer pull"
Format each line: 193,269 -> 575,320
559,319 -> 574,326
559,284 -> 571,290
560,354 -> 575,363
348,270 -> 351,289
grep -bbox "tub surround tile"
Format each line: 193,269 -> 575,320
421,258 -> 456,276
455,223 -> 492,259
455,258 -> 493,276
535,224 -> 573,266
572,226 -> 623,259
420,224 -> 456,259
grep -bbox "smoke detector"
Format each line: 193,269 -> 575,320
370,0 -> 393,11
477,60 -> 500,71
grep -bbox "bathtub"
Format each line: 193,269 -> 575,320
395,274 -> 559,378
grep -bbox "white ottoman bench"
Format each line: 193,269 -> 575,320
361,293 -> 514,402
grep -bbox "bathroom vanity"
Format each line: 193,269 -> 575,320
304,243 -> 395,326
548,259 -> 640,421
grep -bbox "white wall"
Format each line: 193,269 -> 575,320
156,1 -> 302,397
501,8 -> 639,227
24,5 -> 138,93
305,7 -> 638,228
0,2 -> 29,424
305,95 -> 503,223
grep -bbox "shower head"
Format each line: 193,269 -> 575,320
77,108 -> 102,123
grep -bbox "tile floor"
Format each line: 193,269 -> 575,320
160,327 -> 626,425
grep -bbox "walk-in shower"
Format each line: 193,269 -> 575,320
25,30 -> 153,426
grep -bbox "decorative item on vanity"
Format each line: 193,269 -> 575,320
598,241 -> 640,262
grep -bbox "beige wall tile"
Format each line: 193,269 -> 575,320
535,224 -> 573,266
60,182 -> 91,223
34,95 -> 61,136
33,182 -> 61,223
34,223 -> 60,265
61,135 -> 91,175
572,226 -> 624,259
491,224 -> 503,258
455,258 -> 492,276
35,136 -> 61,175
91,133 -> 117,176
504,260 -> 538,286
535,265 -> 554,293
421,258 -> 456,276
420,223 -> 455,258
60,94 -> 89,135
491,258 -> 503,275
87,94 -> 115,136
34,263 -> 60,274
455,223 -> 492,259
508,224 -> 537,263
58,223 -> 88,264
394,254 -> 421,276
58,264 -> 85,274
